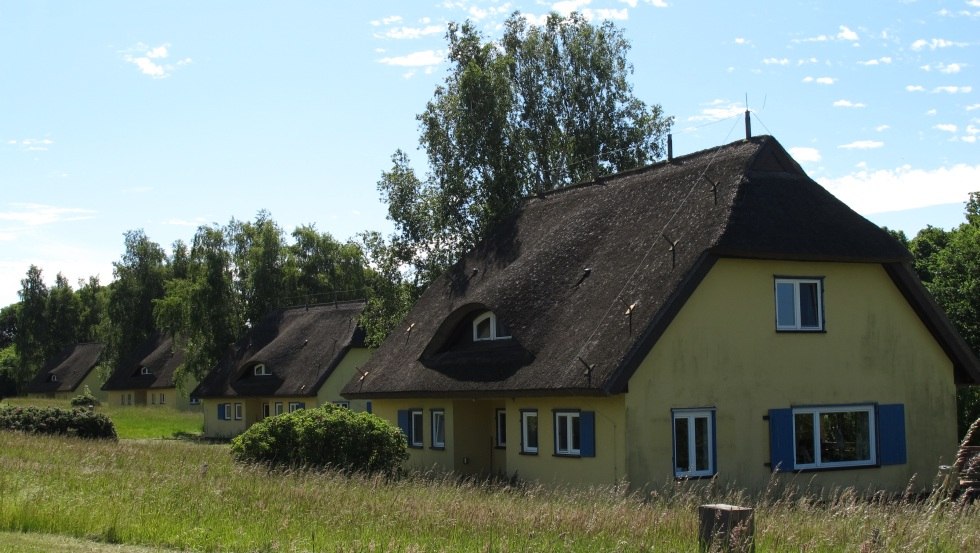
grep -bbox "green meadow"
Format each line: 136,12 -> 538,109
0,400 -> 977,552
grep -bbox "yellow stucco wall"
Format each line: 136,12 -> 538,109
626,258 -> 958,493
373,396 -> 626,487
316,347 -> 373,413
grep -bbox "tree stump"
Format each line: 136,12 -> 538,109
698,504 -> 754,552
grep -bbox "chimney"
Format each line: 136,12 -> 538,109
667,133 -> 673,162
744,110 -> 751,140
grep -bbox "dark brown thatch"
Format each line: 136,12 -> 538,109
24,342 -> 105,395
101,333 -> 186,392
193,301 -> 366,399
344,136 -> 980,399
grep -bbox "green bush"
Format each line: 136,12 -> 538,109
231,404 -> 407,475
70,386 -> 101,408
0,405 -> 117,440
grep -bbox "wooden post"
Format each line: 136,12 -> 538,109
698,503 -> 754,552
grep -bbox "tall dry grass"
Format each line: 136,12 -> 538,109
0,430 -> 977,552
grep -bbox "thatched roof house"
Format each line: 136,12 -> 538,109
101,333 -> 193,408
24,342 -> 105,399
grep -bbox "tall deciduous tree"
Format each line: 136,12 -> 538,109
16,265 -> 49,382
76,276 -> 106,343
229,211 -> 288,327
45,272 -> 80,356
106,230 -> 168,367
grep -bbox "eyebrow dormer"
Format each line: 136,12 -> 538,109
473,311 -> 511,342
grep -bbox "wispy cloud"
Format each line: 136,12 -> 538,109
0,203 -> 96,227
803,76 -> 837,85
920,62 -> 965,73
378,50 -> 444,68
686,100 -> 743,123
833,99 -> 866,108
763,57 -> 789,65
377,25 -> 443,39
905,85 -> 925,92
966,104 -> 980,111
858,56 -> 892,66
934,123 -> 958,132
875,124 -> 890,132
839,140 -> 884,150
796,25 -> 860,43
789,147 -> 821,163
933,85 -> 972,94
837,25 -> 859,41
7,138 -> 54,152
734,37 -> 750,45
121,43 -> 191,79
910,38 -> 967,50
370,15 -> 403,26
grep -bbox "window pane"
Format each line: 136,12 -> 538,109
794,413 -> 815,465
776,282 -> 797,327
432,412 -> 445,446
694,416 -> 709,472
799,282 -> 820,328
571,415 -> 581,451
497,411 -> 506,446
496,318 -> 511,339
526,414 -> 538,449
820,410 -> 871,463
557,415 -> 569,451
475,317 -> 492,340
412,411 -> 423,445
674,417 -> 690,472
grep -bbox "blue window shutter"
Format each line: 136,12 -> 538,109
580,411 -> 596,457
878,404 -> 907,466
768,408 -> 794,472
397,409 -> 410,438
366,401 -> 373,414
217,404 -> 224,421
297,402 -> 305,410
711,410 -> 718,474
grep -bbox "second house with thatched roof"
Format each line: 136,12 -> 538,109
24,342 -> 107,401
343,135 -> 980,494
101,333 -> 198,410
193,301 -> 371,438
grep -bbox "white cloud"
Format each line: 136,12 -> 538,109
686,100 -> 743,123
933,85 -> 972,94
553,0 -> 591,15
911,38 -> 967,50
803,76 -> 836,85
823,163 -> 980,215
645,0 -> 669,6
789,147 -> 821,162
380,25 -> 443,39
377,50 -> 444,67
582,8 -> 629,20
875,124 -> 890,132
370,15 -> 403,26
797,57 -> 819,65
833,99 -> 866,108
146,45 -> 168,59
926,108 -> 938,116
734,37 -> 749,45
905,85 -> 925,92
838,140 -> 884,150
934,124 -> 958,132
921,62 -> 965,73
837,25 -> 859,41
966,104 -> 980,111
763,57 -> 789,65
121,43 -> 188,79
9,138 -> 54,152
858,57 -> 892,66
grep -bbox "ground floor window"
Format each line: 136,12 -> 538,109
411,409 -> 424,448
672,409 -> 715,478
333,401 -> 350,409
288,402 -> 305,413
234,403 -> 243,420
275,402 -> 283,415
554,411 -> 581,456
521,410 -> 539,454
769,403 -> 906,471
495,409 -> 506,448
431,409 -> 445,449
159,393 -> 165,405
262,403 -> 270,418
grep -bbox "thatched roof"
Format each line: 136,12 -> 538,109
344,136 -> 980,399
193,301 -> 367,398
24,342 -> 104,394
101,333 -> 185,392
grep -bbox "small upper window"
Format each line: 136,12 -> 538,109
775,278 -> 824,331
473,311 -> 512,342
140,366 -> 151,375
49,374 -> 59,383
253,363 -> 271,376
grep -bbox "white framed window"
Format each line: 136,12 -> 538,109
253,363 -> 271,376
49,374 -> 59,383
159,393 -> 165,405
189,397 -> 200,406
333,401 -> 350,409
151,393 -> 156,405
672,409 -> 716,478
288,402 -> 304,413
274,402 -> 284,415
521,410 -> 539,454
431,409 -> 446,449
222,403 -> 232,420
473,311 -> 512,341
793,405 -> 876,469
234,403 -> 243,420
775,277 -> 824,331
262,403 -> 270,418
140,366 -> 151,375
410,409 -> 424,448
554,411 -> 581,456
495,409 -> 507,448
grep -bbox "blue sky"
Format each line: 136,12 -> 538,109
2,0 -> 979,307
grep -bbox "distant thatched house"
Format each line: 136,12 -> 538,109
343,135 -> 980,493
193,301 -> 371,438
25,342 -> 107,401
101,333 -> 198,410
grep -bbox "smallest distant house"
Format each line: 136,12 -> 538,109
24,342 -> 107,401
192,301 -> 371,438
101,333 -> 198,410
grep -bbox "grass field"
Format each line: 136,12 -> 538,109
0,398 -> 202,440
1,429 -> 978,552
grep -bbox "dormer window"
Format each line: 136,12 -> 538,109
49,374 -> 59,383
140,366 -> 151,376
473,311 -> 511,342
253,363 -> 271,376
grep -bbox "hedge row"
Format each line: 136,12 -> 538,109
231,404 -> 407,475
0,405 -> 117,440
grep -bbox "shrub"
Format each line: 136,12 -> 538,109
231,404 -> 407,475
70,386 -> 101,408
0,405 -> 117,440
